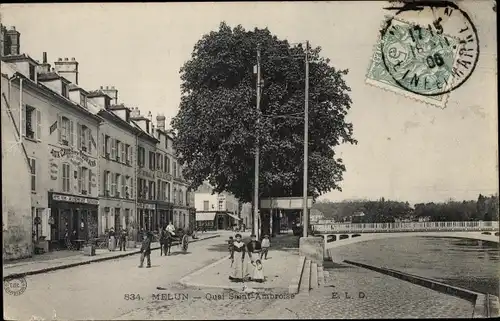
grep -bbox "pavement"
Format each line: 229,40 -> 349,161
4,231 -> 477,319
3,232 -> 221,280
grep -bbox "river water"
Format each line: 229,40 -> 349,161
327,236 -> 499,295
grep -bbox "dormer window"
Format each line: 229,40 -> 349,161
29,64 -> 36,81
61,82 -> 69,98
80,92 -> 87,108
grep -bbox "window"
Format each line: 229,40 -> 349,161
125,176 -> 131,199
157,179 -> 161,201
166,182 -> 171,202
78,125 -> 90,152
80,167 -> 88,195
218,200 -> 224,211
115,173 -> 121,197
149,181 -> 155,200
59,116 -> 72,146
149,151 -> 155,170
29,64 -> 36,81
104,171 -> 111,196
186,190 -> 189,206
121,175 -> 126,198
111,138 -> 116,159
125,144 -> 131,164
61,82 -> 68,98
173,188 -> 177,204
104,135 -> 110,157
173,162 -> 177,178
80,93 -> 87,108
62,163 -> 70,193
137,178 -> 143,198
138,146 -> 145,168
23,105 -> 41,140
203,201 -> 209,211
121,143 -> 126,163
156,153 -> 162,170
116,140 -> 121,162
29,157 -> 36,192
111,172 -> 116,197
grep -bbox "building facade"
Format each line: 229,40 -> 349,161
152,114 -> 174,229
97,98 -> 138,236
195,183 -> 241,230
2,60 -> 33,260
131,108 -> 159,233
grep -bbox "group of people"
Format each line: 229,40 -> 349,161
107,227 -> 128,251
228,234 -> 271,283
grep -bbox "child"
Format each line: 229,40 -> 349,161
138,232 -> 152,268
252,259 -> 265,282
228,236 -> 234,260
260,235 -> 270,260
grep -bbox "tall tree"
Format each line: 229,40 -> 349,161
172,22 -> 356,203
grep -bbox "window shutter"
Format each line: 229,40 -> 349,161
70,120 -> 75,147
122,176 -> 126,196
88,130 -> 92,153
76,123 -> 81,149
88,169 -> 92,194
57,114 -> 62,143
101,134 -> 105,155
21,105 -> 27,137
36,109 -> 41,140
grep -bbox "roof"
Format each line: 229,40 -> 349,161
87,90 -> 112,99
1,53 -> 38,65
37,72 -> 70,84
68,83 -> 89,95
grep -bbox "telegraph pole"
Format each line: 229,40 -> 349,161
302,41 -> 310,238
254,44 -> 262,239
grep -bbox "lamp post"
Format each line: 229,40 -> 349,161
302,40 -> 310,238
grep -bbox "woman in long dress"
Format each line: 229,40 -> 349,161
108,227 -> 116,251
229,234 -> 246,282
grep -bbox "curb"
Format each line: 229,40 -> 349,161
343,260 -> 499,318
288,256 -> 305,294
3,235 -> 220,281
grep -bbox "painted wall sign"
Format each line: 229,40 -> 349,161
49,158 -> 58,180
50,147 -> 97,168
52,193 -> 99,205
138,169 -> 154,179
156,171 -> 172,181
137,203 -> 156,210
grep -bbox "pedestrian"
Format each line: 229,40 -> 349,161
246,234 -> 262,279
119,227 -> 127,251
108,227 -> 116,251
229,234 -> 246,282
139,232 -> 152,268
252,259 -> 265,282
228,236 -> 234,260
260,235 -> 270,260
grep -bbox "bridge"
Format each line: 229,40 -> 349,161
312,221 -> 499,258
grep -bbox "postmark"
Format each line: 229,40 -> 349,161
366,1 -> 479,108
4,276 -> 27,296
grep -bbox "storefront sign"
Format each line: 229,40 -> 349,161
137,203 -> 156,210
156,171 -> 172,181
138,169 -> 154,179
52,193 -> 99,205
50,147 -> 97,168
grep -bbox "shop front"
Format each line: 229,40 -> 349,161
137,202 -> 156,232
48,192 -> 99,250
155,201 -> 173,230
196,211 -> 217,230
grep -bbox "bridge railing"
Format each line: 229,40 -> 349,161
313,221 -> 499,233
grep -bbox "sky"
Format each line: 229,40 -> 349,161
1,2 -> 497,204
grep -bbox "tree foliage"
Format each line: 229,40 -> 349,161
313,194 -> 499,223
172,22 -> 356,203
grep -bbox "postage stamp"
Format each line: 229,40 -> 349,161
3,276 -> 27,296
366,2 -> 480,108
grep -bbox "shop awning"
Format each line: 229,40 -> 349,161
196,212 -> 216,221
227,213 -> 242,221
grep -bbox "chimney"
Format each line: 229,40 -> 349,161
130,107 -> 140,118
5,26 -> 20,56
38,51 -> 51,73
54,56 -> 79,84
156,114 -> 166,131
101,85 -> 118,105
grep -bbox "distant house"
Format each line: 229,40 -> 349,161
309,209 -> 325,223
417,216 -> 431,222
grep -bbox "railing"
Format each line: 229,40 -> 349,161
313,221 -> 499,233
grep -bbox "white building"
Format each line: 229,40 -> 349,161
194,182 -> 241,230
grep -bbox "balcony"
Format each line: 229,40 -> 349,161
62,139 -> 69,146
81,190 -> 88,195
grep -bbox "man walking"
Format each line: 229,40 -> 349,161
260,235 -> 270,260
139,232 -> 152,268
119,227 -> 127,251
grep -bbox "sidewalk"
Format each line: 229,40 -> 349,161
179,240 -> 299,290
3,233 -> 220,280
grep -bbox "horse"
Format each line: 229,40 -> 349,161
160,231 -> 172,256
